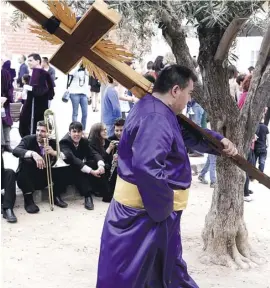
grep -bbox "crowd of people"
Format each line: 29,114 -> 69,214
1,52 -> 268,225
189,63 -> 269,202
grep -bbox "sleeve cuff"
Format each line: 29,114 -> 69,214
98,160 -> 105,167
60,152 -> 66,160
24,151 -> 33,158
81,165 -> 92,174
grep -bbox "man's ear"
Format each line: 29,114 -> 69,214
171,85 -> 179,98
68,132 -> 71,136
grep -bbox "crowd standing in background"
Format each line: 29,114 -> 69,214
1,53 -> 269,223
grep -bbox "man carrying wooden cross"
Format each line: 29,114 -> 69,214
10,1 -> 266,287
96,65 -> 237,287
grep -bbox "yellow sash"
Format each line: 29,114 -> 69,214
114,176 -> 189,211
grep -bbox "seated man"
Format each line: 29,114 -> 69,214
13,121 -> 68,214
59,121 -> 104,210
1,154 -> 17,223
108,118 -> 125,194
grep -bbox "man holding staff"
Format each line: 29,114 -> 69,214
97,65 -> 238,287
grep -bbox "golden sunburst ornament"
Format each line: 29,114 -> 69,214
28,24 -> 62,45
47,0 -> 76,29
27,0 -> 134,83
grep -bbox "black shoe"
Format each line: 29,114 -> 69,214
3,209 -> 17,223
248,190 -> 254,195
84,196 -> 94,210
54,196 -> 68,208
4,145 -> 13,153
24,194 -> 40,214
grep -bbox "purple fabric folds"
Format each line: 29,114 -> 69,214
97,94 -> 223,287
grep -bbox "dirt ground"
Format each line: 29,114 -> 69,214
2,177 -> 270,288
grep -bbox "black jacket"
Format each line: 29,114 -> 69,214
60,134 -> 103,170
89,76 -> 101,93
12,135 -> 56,172
88,139 -> 113,168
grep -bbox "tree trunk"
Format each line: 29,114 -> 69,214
162,18 -> 267,269
197,26 -> 263,269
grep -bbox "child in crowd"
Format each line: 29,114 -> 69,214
108,118 -> 125,194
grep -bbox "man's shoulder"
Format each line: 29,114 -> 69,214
22,135 -> 36,141
60,134 -> 71,144
135,95 -> 174,119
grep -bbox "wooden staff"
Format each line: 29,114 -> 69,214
178,114 -> 270,189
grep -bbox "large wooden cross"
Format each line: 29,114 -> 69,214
9,0 -> 151,96
9,0 -> 270,189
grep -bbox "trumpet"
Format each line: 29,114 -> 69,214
43,109 -> 69,211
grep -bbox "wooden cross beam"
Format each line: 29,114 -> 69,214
9,0 -> 270,189
9,0 -> 152,95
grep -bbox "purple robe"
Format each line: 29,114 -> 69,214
97,94 -> 223,288
1,63 -> 14,127
19,68 -> 55,137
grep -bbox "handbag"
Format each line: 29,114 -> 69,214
62,90 -> 70,103
62,74 -> 74,103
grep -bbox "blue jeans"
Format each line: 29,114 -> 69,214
190,103 -> 204,155
190,103 -> 204,126
106,124 -> 115,138
254,150 -> 267,172
70,93 -> 88,130
200,154 -> 217,184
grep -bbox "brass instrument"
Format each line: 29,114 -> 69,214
43,109 -> 69,210
109,140 -> 119,181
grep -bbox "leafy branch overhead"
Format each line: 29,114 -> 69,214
7,0 -> 268,63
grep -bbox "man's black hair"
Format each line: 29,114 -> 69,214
28,53 -> 42,64
22,74 -> 31,84
42,57 -> 49,63
144,73 -> 156,84
147,61 -> 153,70
37,120 -> 52,131
22,55 -> 26,61
114,118 -> 125,127
236,74 -> 246,86
248,66 -> 255,73
152,65 -> 197,94
69,121 -> 83,132
107,75 -> 114,83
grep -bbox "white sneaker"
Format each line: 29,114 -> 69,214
244,196 -> 252,202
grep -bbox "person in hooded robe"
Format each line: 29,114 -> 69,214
1,60 -> 15,152
19,53 -> 54,137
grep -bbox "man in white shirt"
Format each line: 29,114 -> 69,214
68,64 -> 90,131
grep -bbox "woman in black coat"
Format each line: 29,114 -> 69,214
88,123 -> 117,202
89,75 -> 101,112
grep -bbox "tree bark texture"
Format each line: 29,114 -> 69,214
162,19 -> 269,269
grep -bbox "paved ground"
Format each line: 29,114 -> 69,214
2,178 -> 270,288
2,85 -> 270,287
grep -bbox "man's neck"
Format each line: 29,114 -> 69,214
152,92 -> 175,114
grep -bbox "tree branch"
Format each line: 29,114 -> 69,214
214,17 -> 248,61
240,21 -> 270,150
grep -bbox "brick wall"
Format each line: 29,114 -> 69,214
1,4 -> 59,65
